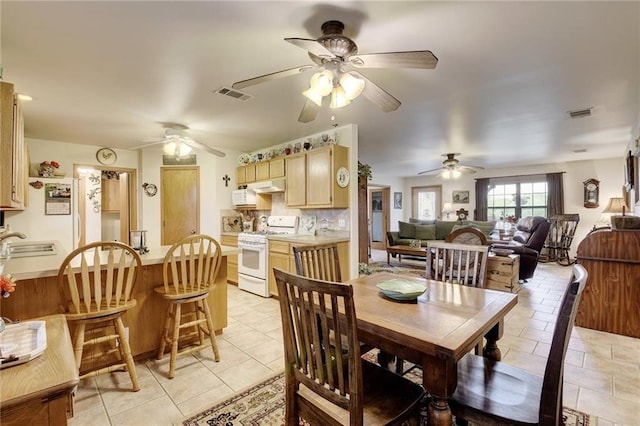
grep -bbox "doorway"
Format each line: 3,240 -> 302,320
161,166 -> 200,245
369,186 -> 390,250
74,164 -> 138,246
411,185 -> 442,220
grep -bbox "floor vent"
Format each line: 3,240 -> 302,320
214,87 -> 253,101
567,107 -> 593,119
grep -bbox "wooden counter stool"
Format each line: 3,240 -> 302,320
57,241 -> 142,391
155,234 -> 222,379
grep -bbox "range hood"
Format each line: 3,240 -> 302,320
247,177 -> 286,193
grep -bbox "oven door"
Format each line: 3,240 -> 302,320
237,243 -> 267,279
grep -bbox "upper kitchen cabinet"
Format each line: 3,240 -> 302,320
236,158 -> 285,186
285,145 -> 349,209
0,82 -> 26,210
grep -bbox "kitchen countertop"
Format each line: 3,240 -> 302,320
4,240 -> 239,281
266,233 -> 350,244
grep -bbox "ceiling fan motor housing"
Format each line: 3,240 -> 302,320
318,20 -> 358,58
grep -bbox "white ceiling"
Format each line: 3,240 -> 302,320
2,1 -> 638,177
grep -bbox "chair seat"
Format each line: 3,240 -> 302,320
65,299 -> 137,321
154,285 -> 211,301
450,354 -> 543,425
297,359 -> 424,425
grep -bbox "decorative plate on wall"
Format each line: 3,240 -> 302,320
96,148 -> 117,165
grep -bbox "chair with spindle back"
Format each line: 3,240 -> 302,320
273,268 -> 425,426
450,264 -> 588,426
292,242 -> 342,282
155,234 -> 222,379
57,241 -> 142,391
426,241 -> 490,287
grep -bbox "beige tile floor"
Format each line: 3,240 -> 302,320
69,250 -> 639,426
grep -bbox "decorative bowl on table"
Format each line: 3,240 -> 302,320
376,279 -> 427,301
492,248 -> 514,257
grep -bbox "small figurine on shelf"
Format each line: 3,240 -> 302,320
38,161 -> 60,178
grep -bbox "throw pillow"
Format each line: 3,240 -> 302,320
398,221 -> 416,239
435,220 -> 459,240
415,224 -> 436,240
465,220 -> 495,236
409,218 -> 436,225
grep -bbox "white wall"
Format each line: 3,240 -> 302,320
378,156 -> 625,258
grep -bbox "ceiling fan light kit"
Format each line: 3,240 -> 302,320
419,153 -> 484,178
232,20 -> 437,122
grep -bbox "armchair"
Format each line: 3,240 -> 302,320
492,216 -> 551,281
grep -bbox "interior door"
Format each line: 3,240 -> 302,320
161,166 -> 199,245
369,187 -> 390,250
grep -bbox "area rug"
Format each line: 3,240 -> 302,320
183,353 -> 591,426
362,259 -> 426,279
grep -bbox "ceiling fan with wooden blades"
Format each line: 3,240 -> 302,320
232,20 -> 438,123
135,123 -> 226,158
418,153 -> 484,178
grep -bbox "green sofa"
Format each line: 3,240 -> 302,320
386,218 -> 496,248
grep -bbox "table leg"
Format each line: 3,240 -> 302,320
483,320 -> 504,361
422,356 -> 457,426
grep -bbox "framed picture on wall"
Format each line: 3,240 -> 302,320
394,192 -> 402,209
452,190 -> 469,204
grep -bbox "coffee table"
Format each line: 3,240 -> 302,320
386,245 -> 427,264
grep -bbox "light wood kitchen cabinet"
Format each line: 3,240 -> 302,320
0,81 -> 26,210
220,234 -> 238,284
285,153 -> 307,207
268,239 -> 350,297
236,164 -> 256,185
101,178 -> 120,212
255,161 -> 270,181
285,145 -> 349,209
269,158 -> 285,178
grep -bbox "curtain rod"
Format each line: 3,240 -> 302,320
474,171 -> 566,180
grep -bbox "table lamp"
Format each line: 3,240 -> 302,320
442,202 -> 454,219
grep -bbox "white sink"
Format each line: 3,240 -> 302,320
7,241 -> 58,258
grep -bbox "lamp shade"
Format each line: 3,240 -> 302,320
602,197 -> 627,214
330,85 -> 350,109
339,72 -> 365,100
442,202 -> 453,213
164,139 -> 192,158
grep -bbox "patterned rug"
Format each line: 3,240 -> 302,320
183,351 -> 591,426
362,258 -> 426,279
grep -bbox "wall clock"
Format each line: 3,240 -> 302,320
583,178 -> 599,208
456,208 -> 469,221
96,147 -> 117,165
142,183 -> 157,197
336,167 -> 350,188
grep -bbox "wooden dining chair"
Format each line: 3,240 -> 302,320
450,264 -> 588,426
292,242 -> 342,282
155,234 -> 222,379
57,241 -> 142,391
426,241 -> 490,287
273,268 -> 425,426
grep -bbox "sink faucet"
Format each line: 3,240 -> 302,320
0,225 -> 27,243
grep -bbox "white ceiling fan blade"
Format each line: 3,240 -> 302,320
350,51 -> 438,69
298,98 -> 320,123
181,138 -> 226,158
418,167 -> 442,175
232,65 -> 314,90
350,71 -> 401,112
131,140 -> 165,150
285,37 -> 335,59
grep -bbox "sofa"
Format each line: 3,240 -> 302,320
386,218 -> 497,248
491,216 -> 551,281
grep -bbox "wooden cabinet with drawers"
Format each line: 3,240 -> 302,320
486,254 -> 520,293
0,81 -> 26,210
236,158 -> 286,185
220,234 -> 238,284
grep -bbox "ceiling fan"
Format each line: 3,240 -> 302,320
418,153 -> 485,178
232,20 -> 438,123
136,123 -> 226,158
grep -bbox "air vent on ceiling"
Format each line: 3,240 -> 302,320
567,107 -> 593,119
214,86 -> 253,101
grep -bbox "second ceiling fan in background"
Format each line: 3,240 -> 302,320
232,20 -> 438,122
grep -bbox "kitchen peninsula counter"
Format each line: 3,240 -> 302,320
266,233 -> 350,244
2,242 -> 238,359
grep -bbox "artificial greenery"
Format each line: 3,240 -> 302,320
357,161 -> 372,189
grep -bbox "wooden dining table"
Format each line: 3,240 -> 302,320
347,272 -> 518,426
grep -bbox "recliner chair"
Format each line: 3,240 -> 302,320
491,216 -> 551,281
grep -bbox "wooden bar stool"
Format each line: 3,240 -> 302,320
57,241 -> 141,391
155,234 -> 222,379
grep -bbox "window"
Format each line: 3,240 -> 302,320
487,178 -> 547,220
412,185 -> 442,220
